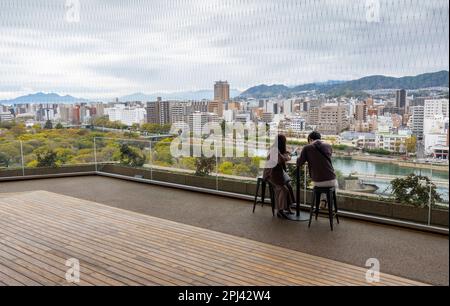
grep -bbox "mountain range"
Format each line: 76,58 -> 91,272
1,71 -> 448,104
239,71 -> 449,99
0,92 -> 89,105
0,89 -> 241,104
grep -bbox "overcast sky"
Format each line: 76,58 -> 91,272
0,0 -> 448,99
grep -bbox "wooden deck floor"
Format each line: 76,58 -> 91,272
0,190 -> 426,286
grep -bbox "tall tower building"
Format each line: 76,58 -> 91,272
214,81 -> 230,102
396,89 -> 406,109
410,106 -> 424,140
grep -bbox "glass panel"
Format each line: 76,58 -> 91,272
0,140 -> 23,177
20,136 -> 96,173
95,137 -> 151,178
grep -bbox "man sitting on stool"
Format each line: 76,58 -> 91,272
296,131 -> 338,209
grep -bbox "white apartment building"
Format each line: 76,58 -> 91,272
376,133 -> 410,152
105,106 -> 146,126
189,112 -> 218,136
235,113 -> 251,124
421,99 -> 449,156
424,99 -> 449,119
0,112 -> 13,122
223,109 -> 235,122
289,117 -> 306,133
282,99 -> 294,115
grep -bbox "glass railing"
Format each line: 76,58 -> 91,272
92,136 -> 449,228
1,136 -> 448,229
0,138 -> 97,177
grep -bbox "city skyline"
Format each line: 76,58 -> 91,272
0,69 -> 448,104
1,0 -> 449,100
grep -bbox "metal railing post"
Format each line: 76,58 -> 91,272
149,140 -> 153,181
93,137 -> 98,172
20,140 -> 25,177
304,164 -> 307,205
215,146 -> 219,191
428,168 -> 433,226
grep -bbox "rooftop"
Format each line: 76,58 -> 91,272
0,176 -> 448,286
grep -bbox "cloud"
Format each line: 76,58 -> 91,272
0,0 -> 448,99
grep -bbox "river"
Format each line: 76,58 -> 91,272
332,157 -> 449,203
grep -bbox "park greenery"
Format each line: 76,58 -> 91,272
0,122 -> 125,168
0,121 -> 263,178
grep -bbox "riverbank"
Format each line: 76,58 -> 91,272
335,153 -> 449,173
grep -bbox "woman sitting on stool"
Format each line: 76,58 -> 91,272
263,134 -> 294,219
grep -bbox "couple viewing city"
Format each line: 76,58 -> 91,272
264,131 -> 337,219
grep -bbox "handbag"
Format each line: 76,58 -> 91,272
282,170 -> 291,183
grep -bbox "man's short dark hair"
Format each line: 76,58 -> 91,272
308,131 -> 321,141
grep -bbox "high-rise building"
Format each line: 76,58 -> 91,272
191,101 -> 209,113
145,102 -> 159,124
396,89 -> 406,109
354,102 -> 367,122
214,81 -> 230,102
158,100 -> 171,125
72,105 -> 81,125
307,107 -> 320,127
410,106 -> 424,139
57,104 -> 72,123
289,117 -> 306,133
317,103 -> 349,134
212,81 -> 230,117
188,112 -> 218,135
262,112 -> 274,123
424,99 -> 449,119
170,102 -> 191,123
207,101 -> 224,117
145,97 -> 171,125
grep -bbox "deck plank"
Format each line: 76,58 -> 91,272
0,190 -> 427,286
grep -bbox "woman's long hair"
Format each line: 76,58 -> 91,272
277,134 -> 287,154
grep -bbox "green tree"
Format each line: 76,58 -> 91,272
153,139 -> 173,165
405,136 -> 417,153
195,155 -> 215,176
119,143 -> 146,167
11,123 -> 26,136
178,157 -> 196,170
55,123 -> 64,129
44,120 -> 53,129
131,123 -> 140,131
0,142 -> 21,167
218,161 -> 234,175
36,150 -> 58,167
390,174 -> 442,207
141,123 -> 171,135
233,163 -> 252,177
0,152 -> 11,167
